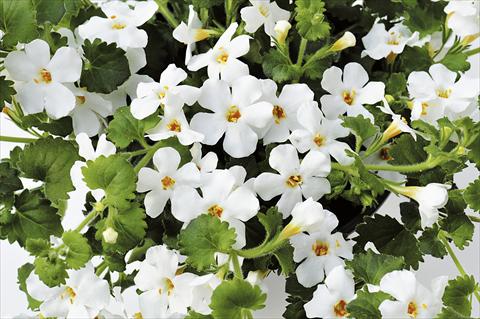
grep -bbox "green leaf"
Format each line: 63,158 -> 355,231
262,49 -> 301,83
440,213 -> 474,250
80,39 -> 131,93
467,134 -> 480,166
441,275 -> 476,317
179,214 -> 236,271
400,202 -> 421,232
190,0 -> 223,8
22,113 -> 73,137
0,161 -> 22,198
343,115 -> 379,142
107,106 -> 160,148
25,238 -> 50,257
346,290 -> 390,319
127,238 -> 156,263
273,245 -> 295,276
96,203 -> 147,253
0,76 -> 16,105
62,231 -> 92,269
210,278 -> 267,319
345,250 -> 405,285
403,4 -> 444,38
185,310 -> 214,319
257,207 -> 283,242
0,189 -> 63,246
0,0 -> 38,47
302,54 -> 332,80
34,256 -> 68,287
17,263 -> 42,310
389,134 -> 428,166
463,178 -> 480,212
82,154 -> 137,209
17,137 -> 80,205
33,0 -> 66,24
437,307 -> 472,319
386,73 -> 407,96
441,52 -> 471,73
399,46 -> 432,73
418,225 -> 447,258
354,215 -> 423,269
295,0 -> 330,41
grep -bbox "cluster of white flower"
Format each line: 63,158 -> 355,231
2,0 -> 479,318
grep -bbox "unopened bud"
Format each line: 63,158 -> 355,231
385,94 -> 395,104
461,33 -> 480,45
94,201 -> 105,212
103,227 -> 118,244
330,31 -> 356,52
274,20 -> 291,45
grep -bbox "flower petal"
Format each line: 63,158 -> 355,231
296,257 -> 325,288
269,144 -> 300,175
48,47 -> 82,83
254,173 -> 285,201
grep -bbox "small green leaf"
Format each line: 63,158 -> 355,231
185,310 -> 214,319
17,137 -> 80,205
354,215 -> 423,269
17,263 -> 42,310
62,231 -> 92,269
440,213 -> 474,250
441,52 -> 471,72
346,289 -> 390,319
25,238 -> 51,257
463,178 -> 480,212
400,202 -> 421,232
346,250 -> 405,285
295,0 -> 330,41
0,0 -> 38,47
441,275 -> 476,317
257,207 -> 283,242
262,49 -> 301,83
386,73 -> 407,96
82,154 -> 137,209
34,256 -> 68,287
389,134 -> 428,166
343,115 -> 379,143
273,245 -> 295,276
33,0 -> 66,24
81,39 -> 131,93
210,278 -> 267,319
0,76 -> 16,105
0,161 -> 22,198
179,214 -> 236,271
107,106 -> 160,148
418,225 -> 447,258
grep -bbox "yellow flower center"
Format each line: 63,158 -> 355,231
286,175 -> 302,188
333,299 -> 348,317
436,88 -> 452,99
158,86 -> 169,99
272,105 -> 286,124
216,48 -> 229,64
133,312 -> 143,319
112,22 -> 126,30
387,31 -> 401,45
313,133 -> 325,147
76,95 -> 86,105
34,68 -> 52,84
208,204 -> 224,218
60,286 -> 76,304
226,105 -> 241,123
407,301 -> 418,318
342,90 -> 356,105
167,119 -> 182,132
161,176 -> 176,190
258,4 -> 269,17
312,240 -> 329,256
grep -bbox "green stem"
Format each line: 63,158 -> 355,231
95,261 -> 108,277
74,209 -> 100,233
225,0 -> 235,25
235,236 -> 287,259
364,156 -> 441,173
331,162 -> 359,177
155,0 -> 178,28
231,253 -> 243,279
0,135 -> 38,143
128,148 -> 150,157
296,38 -> 308,66
468,215 -> 480,223
439,232 -> 480,303
134,141 -> 164,174
465,47 -> 480,56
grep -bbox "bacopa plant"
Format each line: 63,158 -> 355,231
0,0 -> 479,318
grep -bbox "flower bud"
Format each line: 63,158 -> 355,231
94,201 -> 105,212
385,94 -> 395,104
461,32 -> 480,45
274,20 -> 291,45
381,117 -> 408,142
330,31 -> 356,52
103,227 -> 118,244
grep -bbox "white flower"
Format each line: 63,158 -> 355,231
320,62 -> 385,121
78,0 -> 158,49
362,22 -> 419,60
136,147 -> 201,218
131,64 -> 200,119
173,5 -> 211,64
99,286 -> 141,319
379,270 -> 448,319
289,102 -> 354,165
147,105 -> 204,145
444,1 -> 480,37
68,134 -> 116,231
392,183 -> 451,229
67,85 -> 113,137
330,31 -> 356,52
254,144 -> 331,217
5,39 -> 82,119
259,80 -> 315,144
188,23 -> 250,84
190,274 -> 222,315
172,169 -> 259,248
304,266 -> 355,318
280,198 -> 336,239
190,77 -> 273,158
290,218 -> 353,287
240,1 -> 290,37
134,245 -> 198,317
26,263 -> 110,318
190,143 -> 218,177
378,98 -> 416,141
273,20 -> 291,45
407,64 -> 479,124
